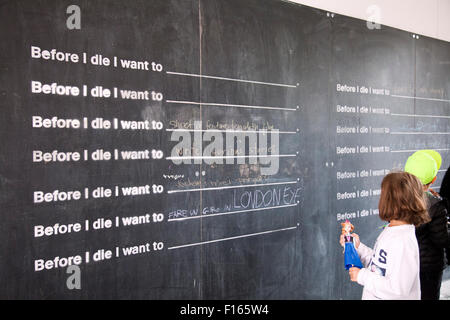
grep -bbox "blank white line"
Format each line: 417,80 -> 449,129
167,180 -> 298,194
390,132 -> 450,135
391,113 -> 450,119
391,95 -> 450,103
433,186 -> 441,189
166,154 -> 297,161
166,100 -> 297,111
166,71 -> 298,88
165,128 -> 297,134
168,225 -> 298,250
168,203 -> 298,222
391,148 -> 450,153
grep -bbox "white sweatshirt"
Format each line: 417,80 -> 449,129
356,224 -> 421,300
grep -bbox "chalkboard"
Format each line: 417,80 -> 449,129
0,0 -> 449,299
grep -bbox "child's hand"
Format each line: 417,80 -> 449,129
349,267 -> 360,282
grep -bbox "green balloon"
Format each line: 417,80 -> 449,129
421,149 -> 442,171
404,150 -> 438,185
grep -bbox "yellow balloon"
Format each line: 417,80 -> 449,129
421,149 -> 442,171
404,151 -> 438,185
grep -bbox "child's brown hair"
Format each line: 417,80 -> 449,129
378,171 -> 430,227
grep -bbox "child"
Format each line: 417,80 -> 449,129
340,172 -> 430,299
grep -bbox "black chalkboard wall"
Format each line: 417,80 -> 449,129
0,0 -> 449,299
